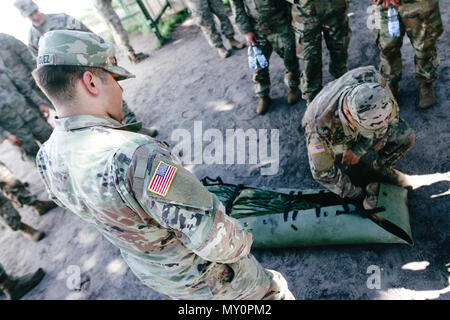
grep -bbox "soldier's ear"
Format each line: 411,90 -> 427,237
81,71 -> 100,96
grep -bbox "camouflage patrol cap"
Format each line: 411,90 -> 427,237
36,30 -> 135,81
14,0 -> 38,17
346,83 -> 393,134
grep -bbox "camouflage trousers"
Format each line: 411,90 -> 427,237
253,25 -> 300,98
186,0 -> 236,48
0,161 -> 36,207
372,0 -> 443,84
0,193 -> 22,231
0,105 -> 53,162
305,118 -> 414,198
122,250 -> 294,300
292,0 -> 351,102
92,0 -> 136,58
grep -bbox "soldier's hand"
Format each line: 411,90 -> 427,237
372,0 -> 400,8
245,32 -> 258,46
348,187 -> 366,209
39,104 -> 50,119
342,149 -> 360,166
7,134 -> 22,147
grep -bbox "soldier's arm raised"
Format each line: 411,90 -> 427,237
116,143 -> 253,264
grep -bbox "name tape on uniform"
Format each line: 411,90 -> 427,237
148,161 -> 178,197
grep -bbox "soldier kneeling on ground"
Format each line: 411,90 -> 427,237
302,66 -> 415,209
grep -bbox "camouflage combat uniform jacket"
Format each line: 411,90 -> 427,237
28,13 -> 91,57
301,66 -> 413,199
37,115 -> 285,300
0,67 -> 48,144
0,33 -> 35,87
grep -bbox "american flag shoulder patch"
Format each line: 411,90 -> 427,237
148,161 -> 178,197
310,143 -> 326,154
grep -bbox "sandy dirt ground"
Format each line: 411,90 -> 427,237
0,1 -> 449,300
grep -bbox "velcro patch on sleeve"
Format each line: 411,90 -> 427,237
148,161 -> 178,197
310,143 -> 326,154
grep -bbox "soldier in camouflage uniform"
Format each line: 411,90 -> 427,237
0,66 -> 53,163
288,0 -> 352,105
302,66 -> 415,203
186,0 -> 245,59
0,32 -> 52,126
370,0 -> 443,109
230,0 -> 300,115
13,0 -> 156,134
91,0 -> 149,63
0,263 -> 45,300
33,30 -> 294,300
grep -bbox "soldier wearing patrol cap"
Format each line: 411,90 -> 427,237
32,30 -> 294,300
13,0 -> 157,136
302,66 -> 415,206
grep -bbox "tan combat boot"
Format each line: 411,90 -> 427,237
0,268 -> 45,300
30,200 -> 57,216
287,87 -> 301,105
129,52 -> 149,64
418,81 -> 436,109
256,96 -> 271,115
227,37 -> 245,50
19,223 -> 45,242
217,45 -> 231,59
371,160 -> 411,189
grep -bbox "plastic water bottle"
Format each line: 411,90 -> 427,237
248,46 -> 268,70
387,4 -> 400,38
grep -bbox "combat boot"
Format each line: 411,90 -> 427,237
287,87 -> 301,105
19,223 -> 45,242
0,268 -> 45,300
371,161 -> 411,189
30,200 -> 57,216
418,81 -> 436,109
129,52 -> 149,64
217,45 -> 231,59
256,96 -> 271,115
227,37 -> 245,50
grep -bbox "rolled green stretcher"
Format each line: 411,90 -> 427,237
203,177 -> 413,248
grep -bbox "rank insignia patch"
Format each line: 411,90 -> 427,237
148,161 -> 178,197
310,144 -> 326,154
